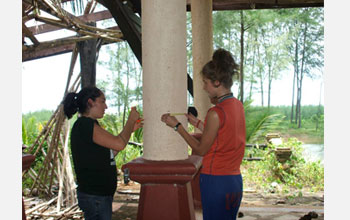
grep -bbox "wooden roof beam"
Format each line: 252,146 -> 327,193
186,0 -> 324,11
22,26 -> 121,62
22,22 -> 40,46
98,0 -> 142,64
28,10 -> 114,35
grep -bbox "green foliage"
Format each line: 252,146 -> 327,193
98,111 -> 144,168
22,114 -> 48,148
244,104 -> 324,144
98,114 -> 121,134
242,138 -> 324,194
22,110 -> 53,123
244,100 -> 285,143
22,113 -> 51,189
97,42 -> 142,116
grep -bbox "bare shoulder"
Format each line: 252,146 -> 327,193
207,108 -> 220,120
206,109 -> 220,128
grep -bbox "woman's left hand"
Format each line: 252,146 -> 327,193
133,118 -> 144,131
161,113 -> 179,128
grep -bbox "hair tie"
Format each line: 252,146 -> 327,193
73,94 -> 79,109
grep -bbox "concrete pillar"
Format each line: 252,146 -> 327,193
122,1 -> 202,219
190,0 -> 213,208
191,0 -> 213,121
142,0 -> 188,161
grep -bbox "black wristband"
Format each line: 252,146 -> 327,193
174,122 -> 181,131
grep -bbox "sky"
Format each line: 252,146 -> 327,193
2,1 -> 350,219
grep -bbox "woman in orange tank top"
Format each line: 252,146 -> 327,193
161,48 -> 246,220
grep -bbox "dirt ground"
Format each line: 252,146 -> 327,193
241,190 -> 324,207
112,181 -> 324,220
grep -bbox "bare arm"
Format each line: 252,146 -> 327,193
161,110 -> 220,156
93,108 -> 140,151
186,113 -> 204,132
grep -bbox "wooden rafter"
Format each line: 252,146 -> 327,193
22,22 -> 40,46
186,0 -> 323,11
98,0 -> 141,63
22,0 -> 123,61
22,0 -> 324,62
28,9 -> 113,35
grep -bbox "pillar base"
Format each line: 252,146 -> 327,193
22,154 -> 35,220
122,155 -> 202,220
191,166 -> 202,209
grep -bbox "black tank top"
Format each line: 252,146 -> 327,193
70,116 -> 117,196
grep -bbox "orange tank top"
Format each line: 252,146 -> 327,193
201,97 -> 246,175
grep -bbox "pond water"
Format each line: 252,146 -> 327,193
301,144 -> 324,164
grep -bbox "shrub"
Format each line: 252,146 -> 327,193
241,138 -> 324,194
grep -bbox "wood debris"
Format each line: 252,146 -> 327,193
24,196 -> 83,220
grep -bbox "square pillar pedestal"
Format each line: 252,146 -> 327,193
122,155 -> 202,220
22,154 -> 35,220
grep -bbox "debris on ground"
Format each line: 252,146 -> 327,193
299,211 -> 319,220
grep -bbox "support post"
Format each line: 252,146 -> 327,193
190,0 -> 213,208
123,0 -> 202,219
191,0 -> 213,122
122,156 -> 202,220
77,22 -> 97,88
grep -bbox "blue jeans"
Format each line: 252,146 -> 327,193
200,174 -> 243,220
77,191 -> 113,220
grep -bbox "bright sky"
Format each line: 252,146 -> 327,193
21,51 -> 324,114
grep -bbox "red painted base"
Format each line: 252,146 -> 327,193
122,155 -> 202,220
22,154 -> 35,220
191,166 -> 202,209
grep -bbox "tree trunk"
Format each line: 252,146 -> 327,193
240,10 -> 244,103
297,78 -> 303,128
257,46 -> 264,107
291,33 -> 299,123
297,21 -> 308,128
291,69 -> 296,123
117,44 -> 121,116
122,43 -> 130,127
316,81 -> 323,131
249,36 -> 257,100
267,64 -> 272,109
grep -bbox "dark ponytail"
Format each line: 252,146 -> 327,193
62,86 -> 103,119
63,92 -> 79,119
201,48 -> 239,89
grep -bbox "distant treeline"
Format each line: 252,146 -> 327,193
251,105 -> 324,121
22,109 -> 55,122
